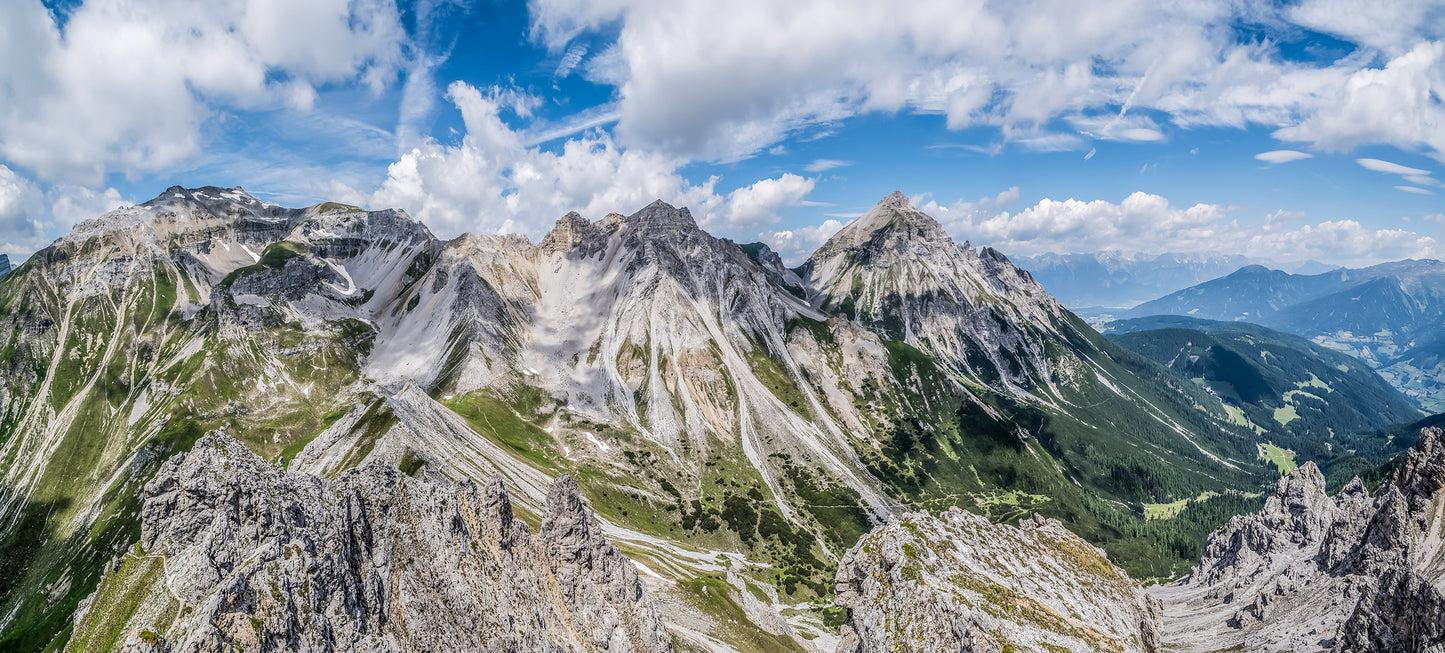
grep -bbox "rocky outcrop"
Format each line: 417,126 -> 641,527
1150,426 -> 1445,652
837,427 -> 1445,653
834,508 -> 1163,653
75,431 -> 671,653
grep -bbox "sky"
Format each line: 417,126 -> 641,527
1,0 -> 1443,268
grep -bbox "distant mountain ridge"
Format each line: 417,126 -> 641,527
1124,260 -> 1445,411
1015,251 -> 1285,308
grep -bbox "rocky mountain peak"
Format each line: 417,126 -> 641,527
540,211 -> 594,253
0,253 -> 10,278
878,190 -> 912,209
815,191 -> 952,258
1266,460 -> 1328,513
623,199 -> 699,233
1389,426 -> 1445,502
62,185 -> 298,249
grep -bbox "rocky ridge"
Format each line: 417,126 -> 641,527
832,427 -> 1445,652
1151,426 -> 1445,652
834,507 -> 1162,653
66,431 -> 671,653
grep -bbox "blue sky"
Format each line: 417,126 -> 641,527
1,0 -> 1443,267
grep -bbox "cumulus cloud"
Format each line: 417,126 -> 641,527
0,0 -> 406,184
368,82 -> 816,239
1256,150 -> 1314,164
913,186 -> 1023,237
718,174 -> 816,229
1272,43 -> 1445,157
0,166 -> 125,256
49,185 -> 126,231
756,219 -> 846,265
0,165 -> 45,254
925,190 -> 1440,267
528,0 -> 1445,162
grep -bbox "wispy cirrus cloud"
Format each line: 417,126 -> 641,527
804,159 -> 851,173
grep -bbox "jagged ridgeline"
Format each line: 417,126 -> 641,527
1,186 -> 1275,650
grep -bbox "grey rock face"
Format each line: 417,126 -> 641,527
838,428 -> 1445,653
834,508 -> 1163,653
0,253 -> 11,278
123,430 -> 671,653
1151,427 -> 1445,652
804,191 -> 1075,390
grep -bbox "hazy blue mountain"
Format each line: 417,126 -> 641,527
1124,260 -> 1445,411
1015,251 -> 1266,308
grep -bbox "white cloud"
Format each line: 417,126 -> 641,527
1068,113 -> 1166,142
0,0 -> 406,184
1288,0 -> 1445,55
0,165 -> 45,255
1273,43 -> 1445,157
1396,185 -> 1435,195
804,159 -> 851,173
528,0 -> 1445,162
553,41 -> 590,79
1407,174 -> 1444,187
1356,158 -> 1432,176
368,82 -> 816,239
718,174 -> 816,229
940,190 -> 1439,267
757,219 -> 846,265
0,164 -> 127,256
914,186 -> 1022,237
1256,150 -> 1314,164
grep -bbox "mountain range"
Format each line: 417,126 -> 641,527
1107,315 -> 1422,482
0,186 -> 1409,652
1014,251 -> 1333,309
1125,261 -> 1445,411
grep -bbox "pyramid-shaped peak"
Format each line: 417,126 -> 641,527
626,199 -> 697,231
812,190 -> 951,258
877,190 -> 913,210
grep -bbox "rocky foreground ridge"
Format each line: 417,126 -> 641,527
834,508 -> 1162,653
66,431 -> 671,653
834,427 -> 1445,652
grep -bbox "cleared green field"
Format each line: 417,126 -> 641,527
1273,405 -> 1300,427
1259,442 -> 1297,475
